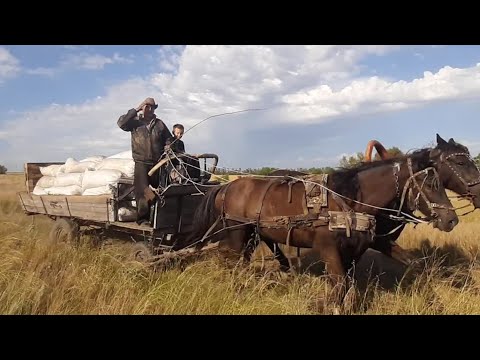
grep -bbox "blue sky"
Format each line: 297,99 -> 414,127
1,45 -> 480,172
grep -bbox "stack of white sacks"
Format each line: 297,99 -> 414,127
32,150 -> 137,221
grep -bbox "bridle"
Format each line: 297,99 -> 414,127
438,152 -> 480,201
393,158 -> 454,221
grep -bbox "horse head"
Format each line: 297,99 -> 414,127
400,153 -> 458,232
346,150 -> 459,232
430,134 -> 480,208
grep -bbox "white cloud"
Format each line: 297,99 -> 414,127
25,67 -> 56,77
23,51 -> 136,77
0,77 -> 158,169
3,45 -> 480,171
282,64 -> 480,123
0,47 -> 21,84
63,45 -> 81,50
414,52 -> 425,60
157,46 -> 184,73
63,53 -> 116,70
112,53 -> 134,64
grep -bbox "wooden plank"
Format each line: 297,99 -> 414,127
24,162 -> 64,193
17,192 -> 115,222
109,221 -> 153,231
42,197 -> 71,216
18,193 -> 46,214
45,195 -> 111,204
18,193 -> 40,213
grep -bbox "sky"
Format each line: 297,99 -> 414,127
1,45 -> 480,172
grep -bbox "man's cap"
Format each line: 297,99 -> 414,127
143,97 -> 158,109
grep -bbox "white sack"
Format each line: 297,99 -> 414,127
82,169 -> 123,190
117,206 -> 137,222
32,184 -> 47,195
64,157 -> 96,173
107,150 -> 132,159
82,184 -> 116,196
37,173 -> 83,188
95,158 -> 134,177
36,176 -> 56,188
44,185 -> 83,196
39,164 -> 65,177
80,155 -> 105,163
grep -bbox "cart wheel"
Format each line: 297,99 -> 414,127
48,218 -> 79,246
131,242 -> 153,263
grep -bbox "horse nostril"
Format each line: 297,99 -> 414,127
449,218 -> 459,229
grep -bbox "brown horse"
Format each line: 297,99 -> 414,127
189,149 -> 459,310
364,134 -> 480,266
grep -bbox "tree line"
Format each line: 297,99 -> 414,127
213,147 -> 480,176
213,146 -> 405,175
2,147 -> 480,175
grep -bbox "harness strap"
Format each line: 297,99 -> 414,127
255,180 -> 278,228
398,158 -> 439,216
286,226 -> 295,270
373,223 -> 405,238
398,175 -> 412,216
288,181 -> 294,203
199,216 -> 222,243
220,182 -> 233,228
224,213 -> 255,223
442,152 -> 480,187
331,193 -> 353,237
407,158 -> 434,214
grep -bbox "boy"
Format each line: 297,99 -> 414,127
166,124 -> 185,153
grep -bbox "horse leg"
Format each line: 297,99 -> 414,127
242,227 -> 260,263
373,238 -> 415,267
217,222 -> 250,267
312,235 -> 347,314
261,237 -> 291,272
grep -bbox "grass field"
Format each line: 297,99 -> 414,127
1,173 -> 479,314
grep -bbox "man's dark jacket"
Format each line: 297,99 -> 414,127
117,108 -> 172,164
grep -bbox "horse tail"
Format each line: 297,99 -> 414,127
188,184 -> 224,243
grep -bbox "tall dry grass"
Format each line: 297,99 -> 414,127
1,174 -> 479,314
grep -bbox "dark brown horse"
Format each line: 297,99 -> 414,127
365,134 -> 480,266
189,149 -> 459,310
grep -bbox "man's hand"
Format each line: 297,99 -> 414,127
136,100 -> 146,112
164,144 -> 171,152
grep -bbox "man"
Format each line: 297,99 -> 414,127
117,97 -> 171,225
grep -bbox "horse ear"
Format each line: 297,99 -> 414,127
448,138 -> 455,144
436,134 -> 447,146
430,148 -> 442,160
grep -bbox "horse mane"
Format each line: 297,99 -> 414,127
330,148 -> 432,200
268,169 -> 308,177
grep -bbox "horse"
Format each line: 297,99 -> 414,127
365,134 -> 480,266
188,148 -> 459,310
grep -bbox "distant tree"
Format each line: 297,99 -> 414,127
339,152 -> 365,168
474,153 -> 480,168
306,167 -> 335,174
0,165 -> 7,174
373,146 -> 404,161
254,167 -> 278,176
